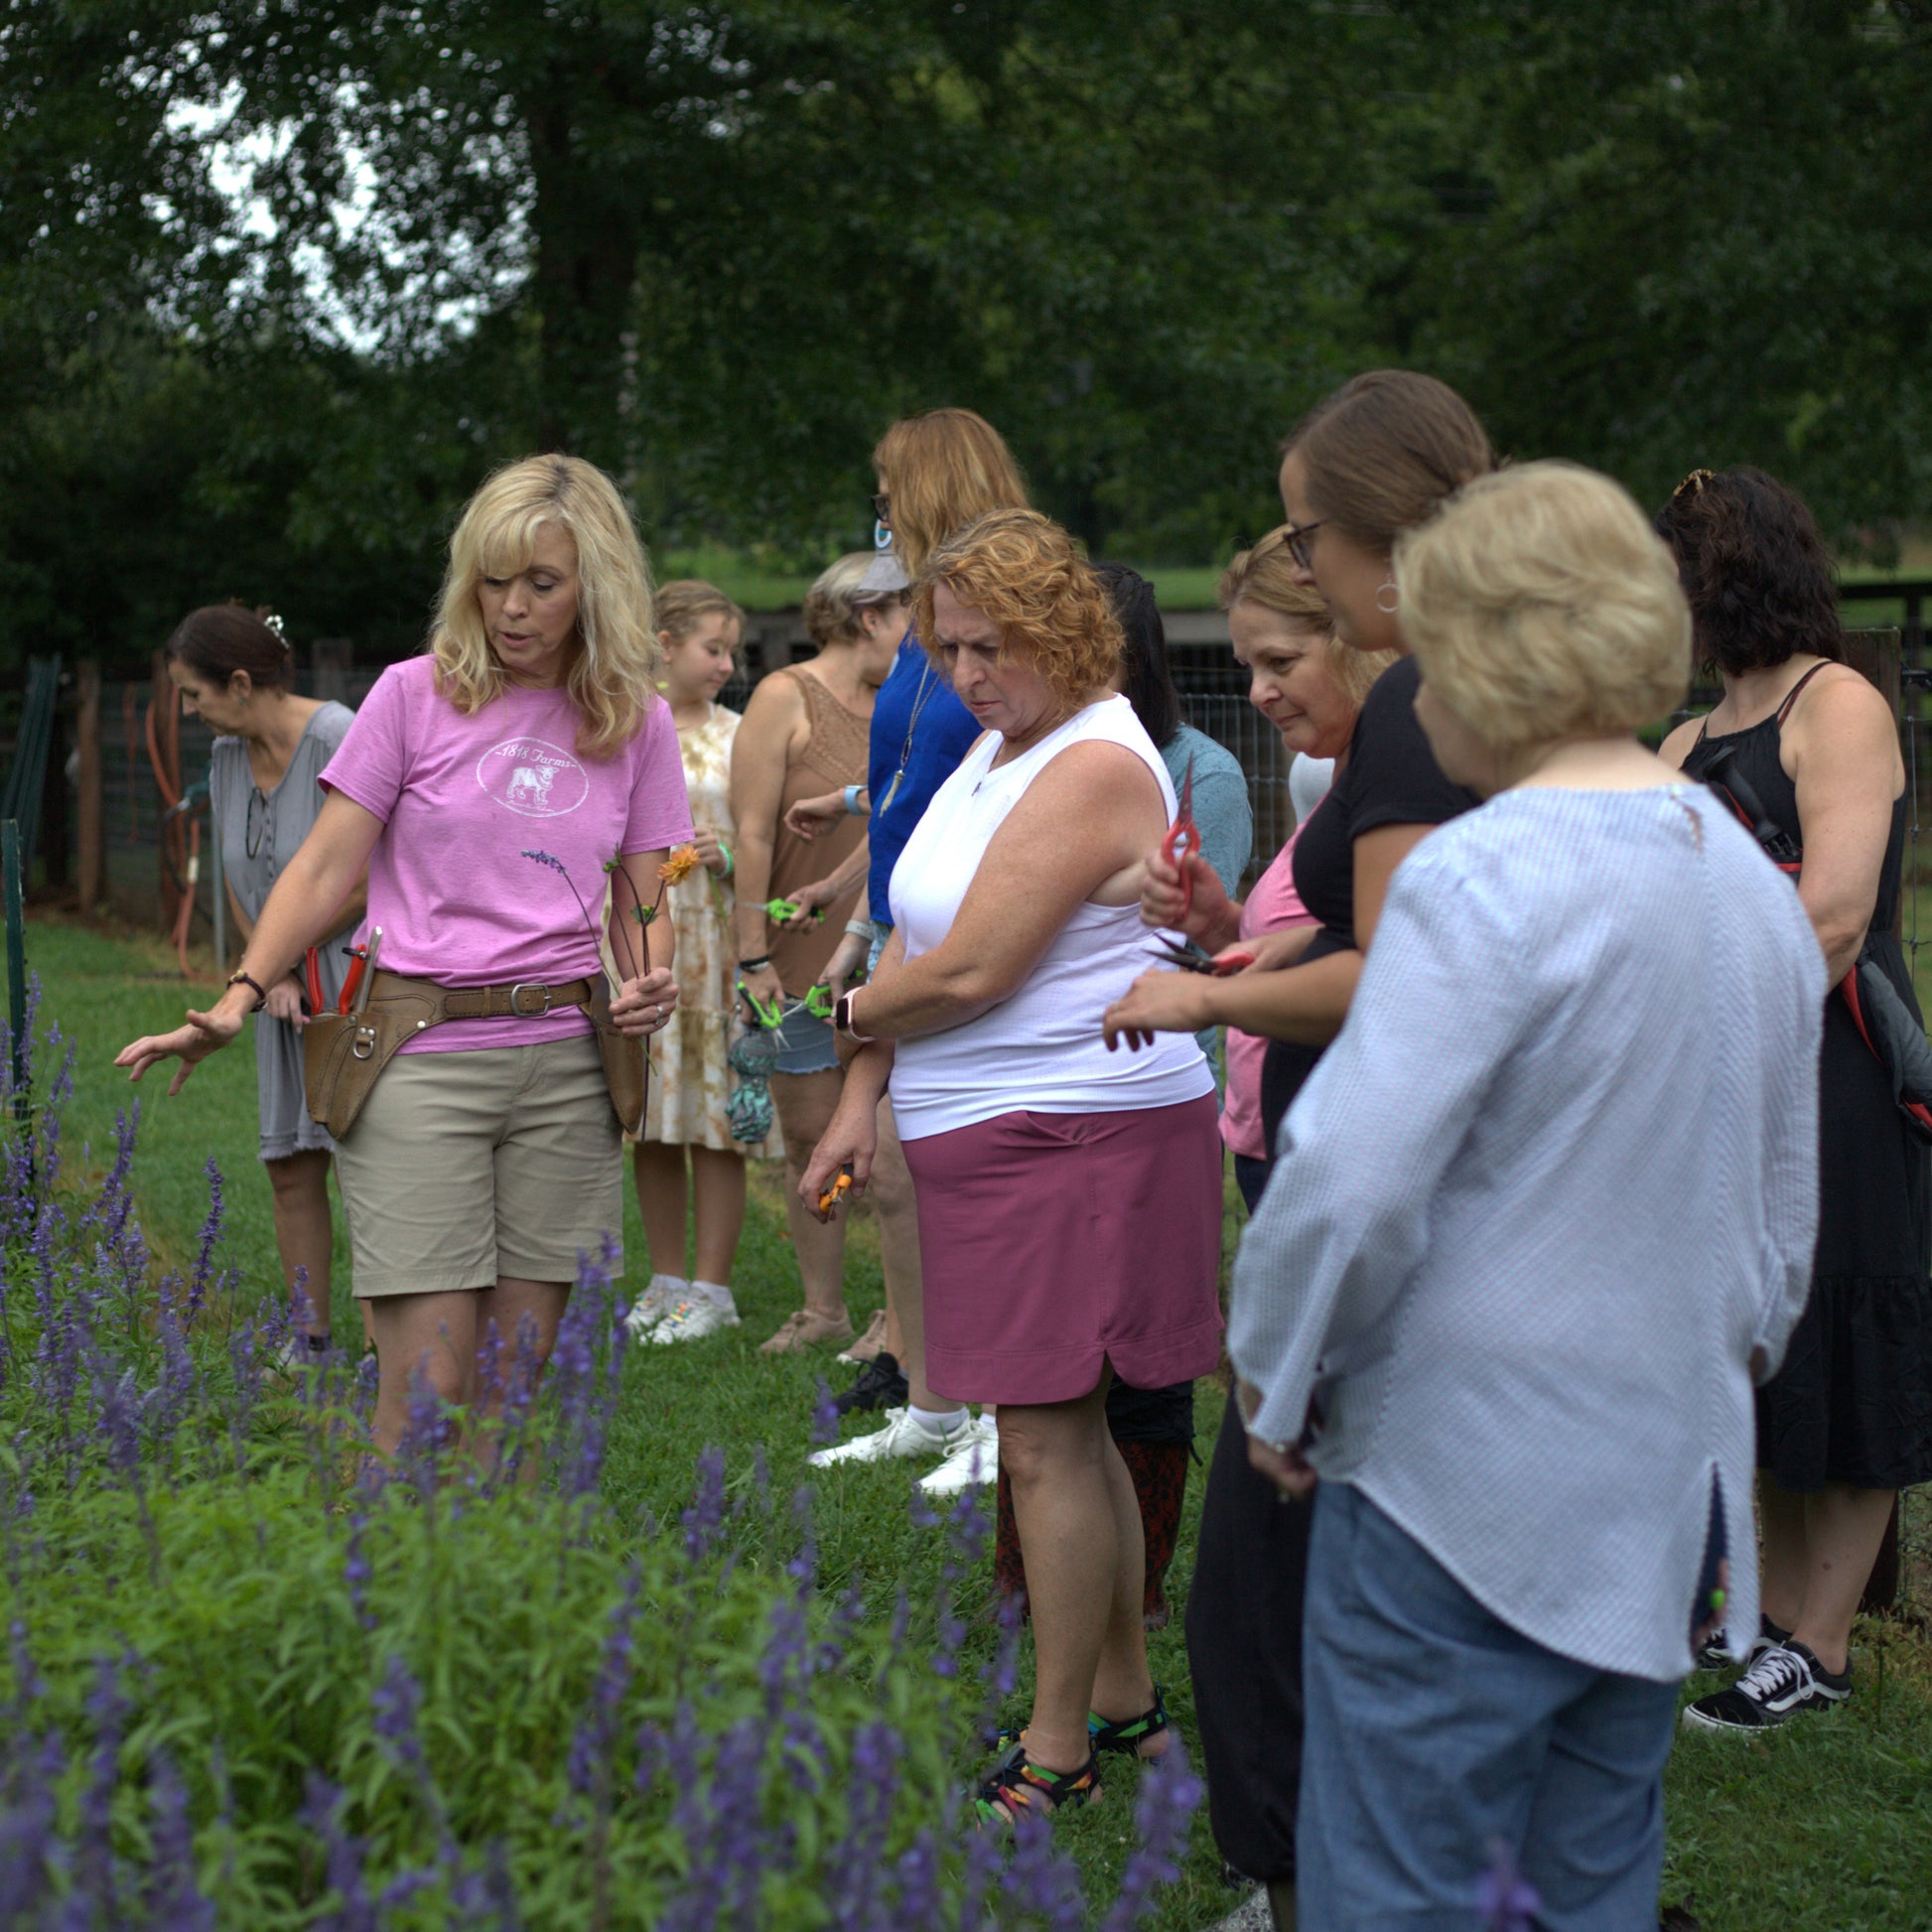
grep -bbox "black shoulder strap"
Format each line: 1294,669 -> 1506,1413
1775,660 -> 1832,725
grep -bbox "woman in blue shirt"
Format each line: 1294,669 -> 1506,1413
788,408 -> 1032,1484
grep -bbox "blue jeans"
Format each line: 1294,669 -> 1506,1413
1299,1483 -> 1680,1932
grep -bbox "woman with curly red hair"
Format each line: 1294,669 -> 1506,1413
800,507 -> 1221,1826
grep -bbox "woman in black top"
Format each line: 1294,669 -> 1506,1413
1104,370 -> 1489,1928
1659,468 -> 1929,1732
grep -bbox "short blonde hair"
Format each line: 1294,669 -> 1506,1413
656,579 -> 745,648
1396,462 -> 1691,751
873,409 -> 1030,576
1219,530 -> 1395,708
913,508 -> 1122,708
801,553 -> 902,649
431,455 -> 661,759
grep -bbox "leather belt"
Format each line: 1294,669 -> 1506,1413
437,977 -> 596,1021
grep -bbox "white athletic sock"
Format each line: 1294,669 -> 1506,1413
908,1404 -> 965,1437
690,1279 -> 738,1312
649,1272 -> 688,1298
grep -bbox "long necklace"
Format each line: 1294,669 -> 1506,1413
876,659 -> 938,816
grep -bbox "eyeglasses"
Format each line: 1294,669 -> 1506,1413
871,492 -> 891,524
245,787 -> 274,861
1281,517 -> 1325,569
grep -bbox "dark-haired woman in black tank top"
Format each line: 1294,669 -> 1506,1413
1103,424 -> 1483,1922
1669,656 -> 1924,1730
1659,464 -> 1929,1732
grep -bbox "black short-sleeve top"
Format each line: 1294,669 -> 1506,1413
1261,656 -> 1479,1145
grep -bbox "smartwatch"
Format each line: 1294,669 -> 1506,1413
842,783 -> 865,815
834,991 -> 874,1042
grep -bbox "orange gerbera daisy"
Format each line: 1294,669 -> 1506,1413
658,843 -> 701,886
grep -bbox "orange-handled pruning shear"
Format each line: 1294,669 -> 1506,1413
1161,753 -> 1201,924
817,1166 -> 853,1216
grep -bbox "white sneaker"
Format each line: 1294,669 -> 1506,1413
808,1406 -> 977,1469
647,1297 -> 741,1345
916,1415 -> 999,1496
624,1275 -> 683,1339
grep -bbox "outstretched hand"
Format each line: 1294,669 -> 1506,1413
114,1001 -> 248,1097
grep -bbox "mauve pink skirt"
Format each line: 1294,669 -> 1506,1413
900,1093 -> 1224,1406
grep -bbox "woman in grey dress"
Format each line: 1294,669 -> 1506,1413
165,605 -> 367,1362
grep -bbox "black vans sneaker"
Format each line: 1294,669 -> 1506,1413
1695,1612 -> 1790,1673
832,1350 -> 909,1417
1683,1640 -> 1851,1731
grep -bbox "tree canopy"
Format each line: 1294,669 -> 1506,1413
4,0 -> 1929,673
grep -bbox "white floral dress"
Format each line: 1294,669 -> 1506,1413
643,704 -> 780,1157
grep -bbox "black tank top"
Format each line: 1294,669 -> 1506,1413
1679,661 -> 1906,944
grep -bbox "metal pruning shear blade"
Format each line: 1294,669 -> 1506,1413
1146,934 -> 1220,975
1146,936 -> 1253,977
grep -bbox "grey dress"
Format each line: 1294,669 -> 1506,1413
209,702 -> 356,1160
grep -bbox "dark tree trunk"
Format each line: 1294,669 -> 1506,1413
528,83 -> 642,471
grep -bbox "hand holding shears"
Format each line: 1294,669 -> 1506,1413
1160,753 -> 1202,925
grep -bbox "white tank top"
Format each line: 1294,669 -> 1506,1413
887,694 -> 1214,1140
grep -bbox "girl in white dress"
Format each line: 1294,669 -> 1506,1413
629,582 -> 777,1343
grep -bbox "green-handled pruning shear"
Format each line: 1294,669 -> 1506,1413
761,896 -> 825,927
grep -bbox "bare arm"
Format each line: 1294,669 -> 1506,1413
728,674 -> 806,1004
848,741 -> 1168,1040
116,792 -> 384,1091
1789,674 -> 1903,985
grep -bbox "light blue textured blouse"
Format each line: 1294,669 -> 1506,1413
1230,785 -> 1824,1682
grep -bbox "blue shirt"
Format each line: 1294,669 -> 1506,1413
867,634 -> 981,927
1229,785 -> 1824,1681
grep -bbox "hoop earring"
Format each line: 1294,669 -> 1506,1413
1375,576 -> 1400,616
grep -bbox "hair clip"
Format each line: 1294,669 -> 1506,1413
263,611 -> 286,637
1672,468 -> 1715,502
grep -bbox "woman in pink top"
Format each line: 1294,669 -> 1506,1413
1141,539 -> 1392,1212
117,456 -> 690,1458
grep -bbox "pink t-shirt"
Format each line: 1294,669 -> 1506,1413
1220,825 -> 1318,1160
322,657 -> 693,1053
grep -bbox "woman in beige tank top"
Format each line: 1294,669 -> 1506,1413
731,556 -> 919,1351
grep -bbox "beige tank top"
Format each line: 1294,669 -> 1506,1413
766,667 -> 872,994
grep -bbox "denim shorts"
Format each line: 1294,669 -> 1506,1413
771,1003 -> 838,1076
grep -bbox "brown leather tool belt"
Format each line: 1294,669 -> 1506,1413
303,970 -> 644,1140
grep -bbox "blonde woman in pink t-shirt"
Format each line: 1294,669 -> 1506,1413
117,456 -> 691,1459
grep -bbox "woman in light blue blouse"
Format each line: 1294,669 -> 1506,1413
1230,464 -> 1824,1929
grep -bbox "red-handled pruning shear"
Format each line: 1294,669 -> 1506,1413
303,947 -> 324,1013
338,940 -> 370,1015
1161,753 -> 1201,924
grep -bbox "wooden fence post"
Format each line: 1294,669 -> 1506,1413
76,662 -> 102,916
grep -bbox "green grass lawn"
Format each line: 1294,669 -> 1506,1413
32,912 -> 1932,1929
657,544 -> 1225,614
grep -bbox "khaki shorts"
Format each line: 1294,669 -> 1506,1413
334,1033 -> 622,1298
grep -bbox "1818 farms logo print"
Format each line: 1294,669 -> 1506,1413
477,737 -> 589,817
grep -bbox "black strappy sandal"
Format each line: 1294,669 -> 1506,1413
1088,1683 -> 1172,1758
991,1683 -> 1172,1760
974,1742 -> 1102,1828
